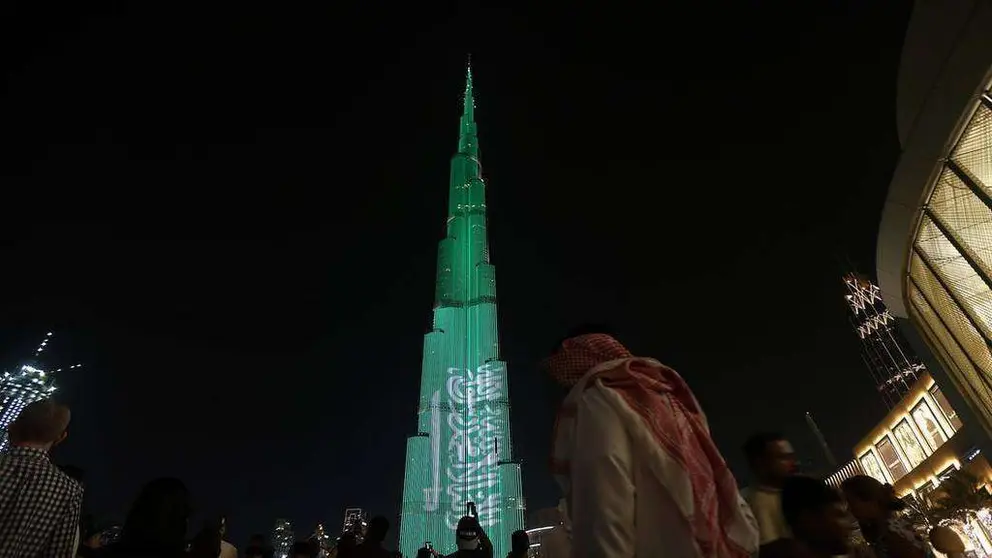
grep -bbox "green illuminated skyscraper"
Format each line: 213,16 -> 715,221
398,65 -> 525,558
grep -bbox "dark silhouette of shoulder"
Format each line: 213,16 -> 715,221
759,538 -> 815,558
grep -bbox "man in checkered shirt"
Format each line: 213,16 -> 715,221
0,399 -> 83,558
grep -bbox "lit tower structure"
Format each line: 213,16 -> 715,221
341,508 -> 366,538
0,333 -> 81,452
843,273 -> 925,408
398,64 -> 525,558
272,519 -> 293,558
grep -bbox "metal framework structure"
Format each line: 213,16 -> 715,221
844,273 -> 925,408
397,64 -> 525,558
0,333 -> 81,452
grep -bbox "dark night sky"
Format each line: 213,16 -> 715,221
1,0 -> 913,547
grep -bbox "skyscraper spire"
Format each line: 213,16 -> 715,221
458,58 -> 477,159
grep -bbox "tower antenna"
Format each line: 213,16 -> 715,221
806,411 -> 837,468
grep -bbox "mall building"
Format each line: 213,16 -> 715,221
876,0 -> 992,455
822,1 -> 992,552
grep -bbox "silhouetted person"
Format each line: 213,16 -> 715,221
841,475 -> 927,558
759,476 -> 851,558
60,464 -> 95,556
742,432 -> 798,545
506,531 -> 528,558
245,534 -> 274,558
291,541 -> 315,558
445,516 -> 492,558
336,533 -> 357,558
218,516 -> 237,558
355,516 -> 392,558
188,521 -> 222,558
101,477 -> 191,558
0,399 -> 82,558
546,329 -> 758,557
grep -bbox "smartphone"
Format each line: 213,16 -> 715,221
467,502 -> 477,518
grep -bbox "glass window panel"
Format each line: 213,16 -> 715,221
908,256 -> 992,414
876,437 -> 908,482
951,102 -> 992,195
915,216 -> 992,338
859,452 -> 888,484
931,384 -> 965,431
928,169 -> 992,280
938,464 -> 957,481
893,419 -> 928,468
909,284 -> 992,428
912,399 -> 948,450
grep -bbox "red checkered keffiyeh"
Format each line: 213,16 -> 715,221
548,334 -> 753,558
546,333 -> 632,387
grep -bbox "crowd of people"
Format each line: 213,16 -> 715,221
540,327 -> 953,557
0,397 -> 532,558
0,327 -> 970,557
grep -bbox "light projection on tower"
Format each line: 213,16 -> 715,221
397,65 -> 525,558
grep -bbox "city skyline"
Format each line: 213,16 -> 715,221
0,0 -> 915,547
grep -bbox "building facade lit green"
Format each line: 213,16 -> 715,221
398,66 -> 525,558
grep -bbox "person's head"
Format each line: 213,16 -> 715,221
366,516 -> 389,543
545,325 -> 631,388
291,541 -> 314,558
781,476 -> 850,556
120,477 -> 192,551
188,520 -> 222,558
841,475 -> 904,526
743,432 -> 797,487
511,530 -> 530,555
455,516 -> 481,550
336,532 -> 357,557
8,399 -> 70,450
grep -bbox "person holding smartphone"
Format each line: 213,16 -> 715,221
446,511 -> 492,558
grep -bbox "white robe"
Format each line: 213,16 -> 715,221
556,364 -> 758,558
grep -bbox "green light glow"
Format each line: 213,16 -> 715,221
398,64 -> 525,558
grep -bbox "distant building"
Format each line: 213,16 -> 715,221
843,273 -> 925,407
341,508 -> 367,540
310,523 -> 330,556
272,519 -> 293,558
821,367 -> 992,553
0,333 -> 80,452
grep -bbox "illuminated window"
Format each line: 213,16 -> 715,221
859,451 -> 888,484
893,419 -> 928,467
876,437 -> 908,481
938,464 -> 958,481
930,384 -> 964,431
912,399 -> 948,451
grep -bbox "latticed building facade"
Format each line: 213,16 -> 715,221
877,0 -> 992,445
